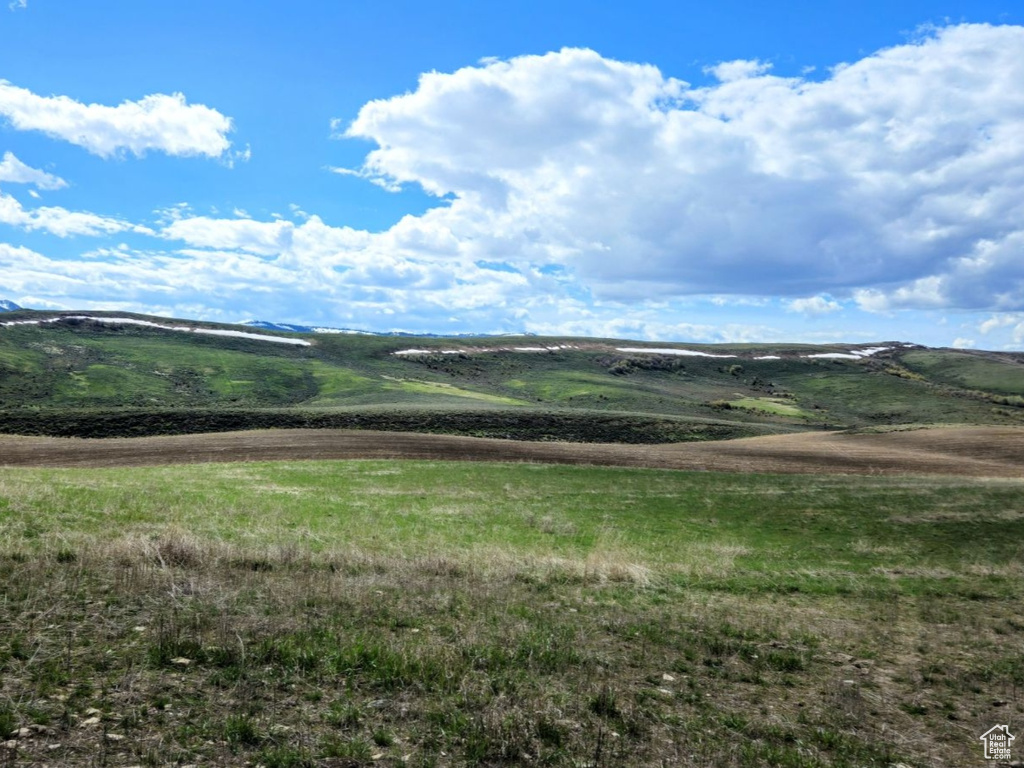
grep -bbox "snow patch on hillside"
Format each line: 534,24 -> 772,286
394,344 -> 578,356
0,315 -> 311,346
804,346 -> 890,360
616,347 -> 737,358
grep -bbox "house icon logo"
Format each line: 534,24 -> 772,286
980,724 -> 1015,760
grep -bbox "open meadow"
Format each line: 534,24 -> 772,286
7,7 -> 1024,766
2,431 -> 1023,767
2,316 -> 1023,766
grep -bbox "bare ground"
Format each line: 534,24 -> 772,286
0,425 -> 1022,476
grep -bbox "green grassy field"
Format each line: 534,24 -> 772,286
2,461 -> 1021,766
2,311 -> 1023,440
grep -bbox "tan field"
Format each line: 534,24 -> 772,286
1,424 -> 1022,477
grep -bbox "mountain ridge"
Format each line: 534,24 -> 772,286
0,306 -> 1022,442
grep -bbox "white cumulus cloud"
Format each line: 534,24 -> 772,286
0,191 -> 145,237
0,80 -> 233,158
786,296 -> 842,315
705,59 -> 772,82
335,24 -> 1024,311
0,152 -> 67,189
978,313 -> 1019,335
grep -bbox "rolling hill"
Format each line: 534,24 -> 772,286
0,308 -> 1022,441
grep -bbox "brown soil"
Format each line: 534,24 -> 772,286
1,425 -> 1022,477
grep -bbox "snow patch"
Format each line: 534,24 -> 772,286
0,315 -> 311,346
188,328 -> 310,345
616,347 -> 737,358
753,355 -> 781,360
394,345 -> 574,356
804,346 -> 890,361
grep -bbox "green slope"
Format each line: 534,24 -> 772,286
1,311 -> 1022,440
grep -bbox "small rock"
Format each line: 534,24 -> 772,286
372,753 -> 384,761
106,734 -> 125,742
992,699 -> 1009,707
133,626 -> 146,632
84,708 -> 102,716
2,740 -> 18,750
171,657 -> 192,666
661,673 -> 675,682
80,717 -> 101,727
842,680 -> 856,685
10,728 -> 31,739
30,724 -> 55,735
657,688 -> 673,695
833,653 -> 854,664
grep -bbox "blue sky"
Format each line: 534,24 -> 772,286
2,1 -> 1024,348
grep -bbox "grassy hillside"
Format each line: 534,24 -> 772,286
1,460 -> 1021,766
1,310 -> 1023,439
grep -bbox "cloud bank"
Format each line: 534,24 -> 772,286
4,23 -> 1024,345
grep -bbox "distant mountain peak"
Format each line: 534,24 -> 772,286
238,319 -> 533,338
0,299 -> 22,312
240,319 -> 374,335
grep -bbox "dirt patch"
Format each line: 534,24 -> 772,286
0,426 -> 1022,477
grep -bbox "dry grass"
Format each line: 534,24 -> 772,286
2,532 -> 1021,767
